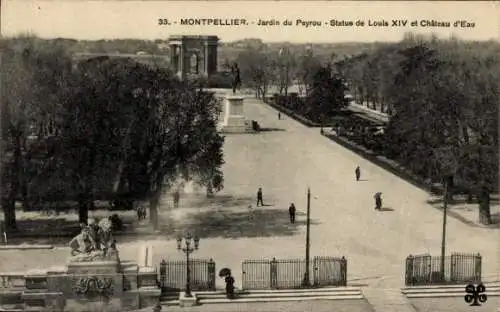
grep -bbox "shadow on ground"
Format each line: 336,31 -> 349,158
258,127 -> 286,132
2,194 -> 312,245
180,194 -> 255,209
158,208 -> 319,239
378,207 -> 394,212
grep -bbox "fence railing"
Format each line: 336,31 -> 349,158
242,257 -> 347,290
313,256 -> 347,287
158,258 -> 216,292
405,253 -> 481,286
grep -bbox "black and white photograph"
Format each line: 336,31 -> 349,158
0,1 -> 499,311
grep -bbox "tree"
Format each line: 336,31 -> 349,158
1,36 -> 72,230
306,65 -> 348,125
235,44 -> 275,99
331,34 -> 499,224
275,47 -> 296,96
120,67 -> 225,230
178,89 -> 225,197
55,57 -> 141,224
296,48 -> 322,96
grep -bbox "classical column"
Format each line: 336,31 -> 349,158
170,45 -> 177,73
178,44 -> 184,78
204,42 -> 209,77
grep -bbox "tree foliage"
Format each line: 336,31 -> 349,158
339,34 -> 499,223
1,36 -> 225,229
305,65 -> 348,123
234,43 -> 275,98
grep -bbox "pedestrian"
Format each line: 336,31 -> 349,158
137,206 -> 146,221
173,190 -> 180,208
256,187 -> 264,207
288,203 -> 296,224
355,166 -> 361,181
278,112 -> 281,120
136,206 -> 142,220
225,274 -> 235,299
374,192 -> 382,210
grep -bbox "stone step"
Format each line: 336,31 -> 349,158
161,294 -> 365,306
161,287 -> 364,305
402,282 -> 500,291
402,285 -> 500,297
198,294 -> 364,304
402,287 -> 500,294
197,286 -> 362,295
405,291 -> 500,298
197,290 -> 362,299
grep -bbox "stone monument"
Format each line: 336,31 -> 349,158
222,95 -> 248,133
219,63 -> 255,133
11,217 -> 162,311
168,35 -> 219,80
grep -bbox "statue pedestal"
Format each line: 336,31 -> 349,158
67,260 -> 120,274
222,95 -> 253,133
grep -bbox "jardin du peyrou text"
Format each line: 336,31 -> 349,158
157,18 -> 476,28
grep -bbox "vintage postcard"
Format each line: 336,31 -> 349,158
0,1 -> 499,312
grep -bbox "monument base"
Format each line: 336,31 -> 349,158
179,292 -> 198,307
138,286 -> 162,308
67,260 -> 120,274
220,95 -> 255,134
222,115 -> 248,133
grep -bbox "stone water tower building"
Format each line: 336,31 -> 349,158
168,35 -> 219,80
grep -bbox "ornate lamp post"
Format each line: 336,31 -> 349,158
302,188 -> 311,287
177,234 -> 200,297
440,175 -> 452,281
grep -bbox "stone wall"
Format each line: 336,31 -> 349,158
0,260 -> 161,311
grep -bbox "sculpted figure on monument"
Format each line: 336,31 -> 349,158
231,62 -> 241,94
69,217 -> 119,262
69,226 -> 97,256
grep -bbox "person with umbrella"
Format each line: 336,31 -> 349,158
219,268 -> 235,299
374,192 -> 382,210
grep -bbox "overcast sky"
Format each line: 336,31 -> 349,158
2,1 -> 498,43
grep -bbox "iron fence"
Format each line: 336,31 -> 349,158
405,253 -> 481,286
313,256 -> 347,287
158,258 -> 216,292
242,256 -> 347,290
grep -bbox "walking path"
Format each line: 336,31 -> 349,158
347,101 -> 499,228
1,95 -> 498,311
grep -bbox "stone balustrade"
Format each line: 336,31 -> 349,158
0,272 -> 25,289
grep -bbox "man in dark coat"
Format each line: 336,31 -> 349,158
355,166 -> 361,181
289,203 -> 296,224
256,187 -> 264,207
374,193 -> 382,210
